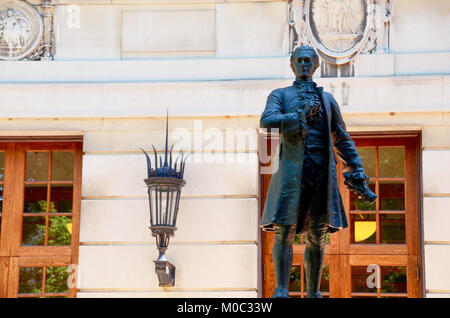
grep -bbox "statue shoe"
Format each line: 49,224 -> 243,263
306,291 -> 323,298
271,287 -> 290,298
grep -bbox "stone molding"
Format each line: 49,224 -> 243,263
288,0 -> 391,65
0,0 -> 55,61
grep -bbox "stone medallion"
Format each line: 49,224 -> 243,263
0,1 -> 43,61
305,0 -> 375,64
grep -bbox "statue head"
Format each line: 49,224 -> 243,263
290,46 -> 320,80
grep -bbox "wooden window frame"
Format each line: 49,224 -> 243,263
339,136 -> 419,257
0,141 -> 82,298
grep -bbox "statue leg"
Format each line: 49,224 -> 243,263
271,224 -> 297,298
304,213 -> 328,298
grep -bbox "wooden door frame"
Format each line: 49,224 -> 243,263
259,133 -> 341,297
339,135 -> 419,256
259,132 -> 422,298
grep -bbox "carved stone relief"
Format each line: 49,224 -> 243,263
288,0 -> 391,65
0,0 -> 54,61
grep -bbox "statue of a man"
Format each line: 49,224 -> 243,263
260,46 -> 376,298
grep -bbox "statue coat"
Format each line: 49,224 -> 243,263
260,84 -> 365,233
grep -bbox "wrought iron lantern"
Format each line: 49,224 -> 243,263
141,116 -> 188,287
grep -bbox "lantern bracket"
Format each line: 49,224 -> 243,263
154,256 -> 176,287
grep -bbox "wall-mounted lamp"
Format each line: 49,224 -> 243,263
141,115 -> 188,287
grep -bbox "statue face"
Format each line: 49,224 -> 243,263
290,50 -> 318,80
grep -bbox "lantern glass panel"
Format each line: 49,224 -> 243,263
149,184 -> 180,227
149,187 -> 157,226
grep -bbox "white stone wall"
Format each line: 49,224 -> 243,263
421,127 -> 450,298
49,0 -> 450,76
391,0 -> 450,53
53,0 -> 288,60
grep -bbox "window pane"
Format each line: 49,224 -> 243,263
379,147 -> 404,178
350,182 -> 376,211
351,213 -> 376,244
24,185 -> 48,213
26,152 -> 49,181
320,265 -> 330,292
46,266 -> 69,294
22,216 -> 46,246
19,267 -> 43,294
50,184 -> 73,213
381,266 -> 407,293
351,266 -> 377,293
0,152 -> 5,181
293,234 -> 303,244
293,233 -> 329,245
289,266 -> 301,292
357,147 -> 376,178
52,152 -> 75,181
381,214 -> 406,244
48,216 -> 72,246
379,181 -> 405,210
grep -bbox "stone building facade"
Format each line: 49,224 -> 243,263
0,0 -> 449,298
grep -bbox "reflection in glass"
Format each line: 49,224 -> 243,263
24,185 -> 48,213
289,266 -> 301,292
50,185 -> 73,213
381,266 -> 407,293
350,182 -> 376,211
380,181 -> 405,210
351,213 -> 376,243
293,233 -> 329,245
48,216 -> 72,246
0,152 -> 5,181
46,266 -> 69,294
26,152 -> 49,181
22,216 -> 46,246
52,152 -> 75,181
320,265 -> 330,292
293,234 -> 303,244
357,147 -> 376,177
351,266 -> 377,293
19,267 -> 43,294
381,214 -> 406,244
379,147 -> 404,178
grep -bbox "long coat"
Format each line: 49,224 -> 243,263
260,83 -> 365,234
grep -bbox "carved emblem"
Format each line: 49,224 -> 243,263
0,1 -> 43,60
289,0 -> 388,65
306,0 -> 374,64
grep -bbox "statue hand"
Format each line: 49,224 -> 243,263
343,171 -> 377,204
297,101 -> 312,117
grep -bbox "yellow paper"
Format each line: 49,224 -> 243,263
354,221 -> 376,242
66,223 -> 73,235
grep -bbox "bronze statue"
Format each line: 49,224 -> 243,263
260,46 -> 376,298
